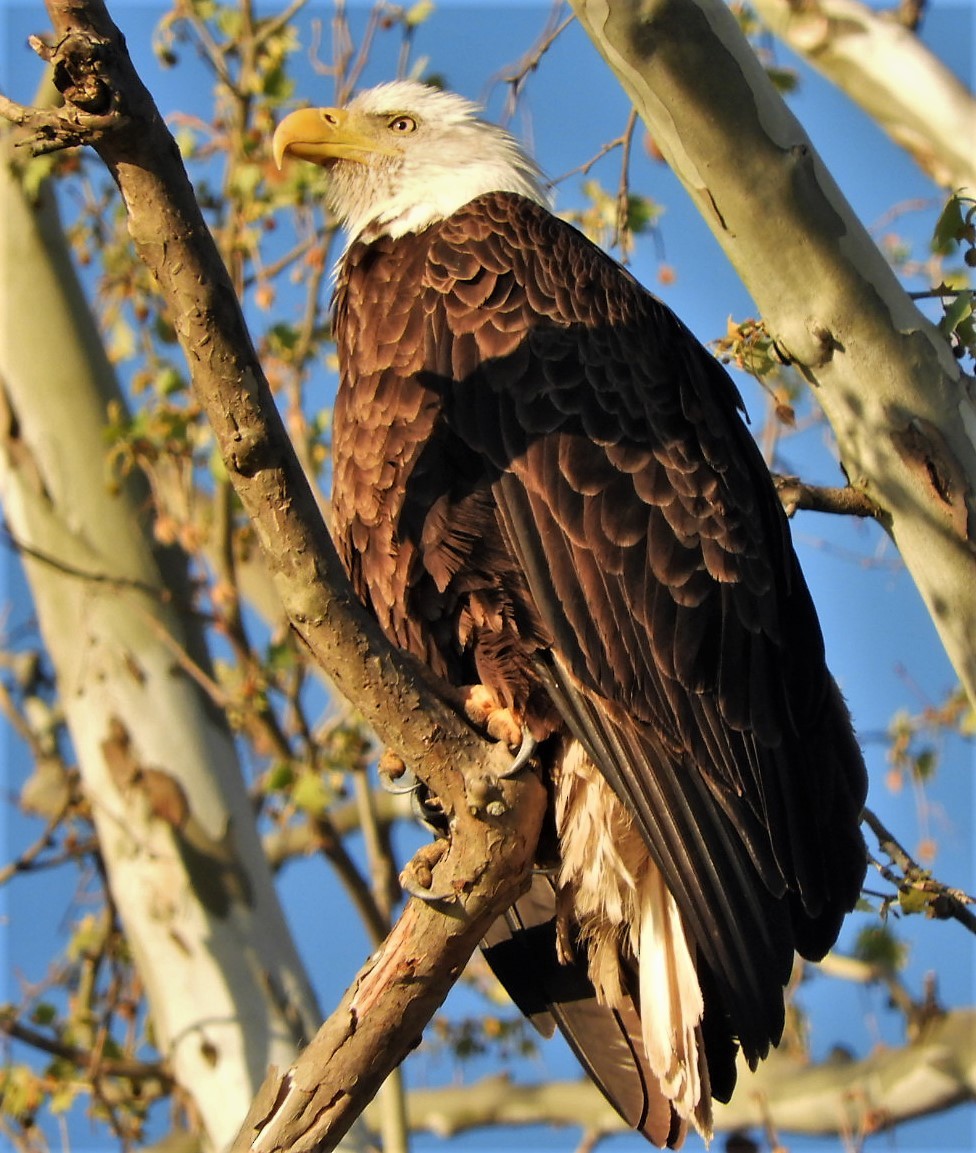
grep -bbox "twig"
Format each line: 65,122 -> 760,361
256,0 -> 311,52
611,106 -> 639,252
312,809 -> 391,947
1,521 -> 169,599
0,90 -> 120,154
496,3 -> 574,122
863,806 -> 976,935
0,1013 -> 174,1087
0,805 -> 71,887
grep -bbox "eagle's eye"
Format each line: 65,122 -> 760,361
388,115 -> 418,134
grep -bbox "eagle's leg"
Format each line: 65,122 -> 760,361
457,684 -> 537,775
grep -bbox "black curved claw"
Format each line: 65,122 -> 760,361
498,728 -> 538,778
400,870 -> 457,903
410,787 -> 448,835
378,765 -> 420,795
400,842 -> 455,902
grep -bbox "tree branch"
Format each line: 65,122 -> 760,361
751,0 -> 976,191
864,806 -> 976,935
377,1015 -> 976,1140
3,2 -> 548,1149
0,1013 -> 174,1089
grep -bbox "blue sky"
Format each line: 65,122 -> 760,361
1,2 -> 974,1150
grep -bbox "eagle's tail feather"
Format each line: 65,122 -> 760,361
481,875 -> 685,1148
555,740 -> 712,1138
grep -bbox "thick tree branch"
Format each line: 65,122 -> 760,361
3,2 -> 547,1150
379,1011 -> 976,1138
751,0 -> 976,192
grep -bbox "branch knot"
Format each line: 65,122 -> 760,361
51,31 -> 116,114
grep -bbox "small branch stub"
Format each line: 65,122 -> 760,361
773,475 -> 881,520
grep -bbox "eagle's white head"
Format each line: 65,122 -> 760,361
272,81 -> 549,243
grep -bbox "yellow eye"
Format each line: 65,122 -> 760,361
388,115 -> 417,134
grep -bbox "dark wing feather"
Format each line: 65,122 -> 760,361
416,194 -> 867,1064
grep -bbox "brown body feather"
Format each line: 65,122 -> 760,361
332,191 -> 867,1144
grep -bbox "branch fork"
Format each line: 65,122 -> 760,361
2,28 -> 130,154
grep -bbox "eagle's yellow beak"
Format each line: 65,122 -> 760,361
272,107 -> 396,169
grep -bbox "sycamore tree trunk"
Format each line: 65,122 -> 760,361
0,121 -> 343,1153
569,0 -> 976,705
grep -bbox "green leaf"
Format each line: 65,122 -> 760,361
933,193 -> 966,254
625,194 -> 662,234
157,366 -> 186,396
854,923 -> 907,971
19,154 -> 58,203
292,770 -> 331,816
898,886 -> 932,916
939,290 -> 974,337
67,913 -> 107,961
231,163 -> 263,200
266,762 -> 295,791
912,746 -> 937,782
0,1064 -> 44,1119
174,127 -> 197,160
765,66 -> 798,94
107,316 -> 136,364
49,1081 -> 80,1115
405,0 -> 435,27
30,1003 -> 57,1027
261,64 -> 294,101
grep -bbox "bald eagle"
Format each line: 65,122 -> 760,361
273,82 -> 867,1147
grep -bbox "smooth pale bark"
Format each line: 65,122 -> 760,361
570,0 -> 976,705
753,0 -> 976,192
385,1008 -> 976,1137
0,127 -> 332,1152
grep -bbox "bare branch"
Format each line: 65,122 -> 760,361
772,475 -> 883,519
0,1012 -> 174,1089
0,804 -> 71,887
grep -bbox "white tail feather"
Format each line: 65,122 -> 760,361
555,739 -> 712,1137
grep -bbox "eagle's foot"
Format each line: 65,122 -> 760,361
459,684 -> 522,745
458,684 -> 536,775
400,839 -> 455,902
